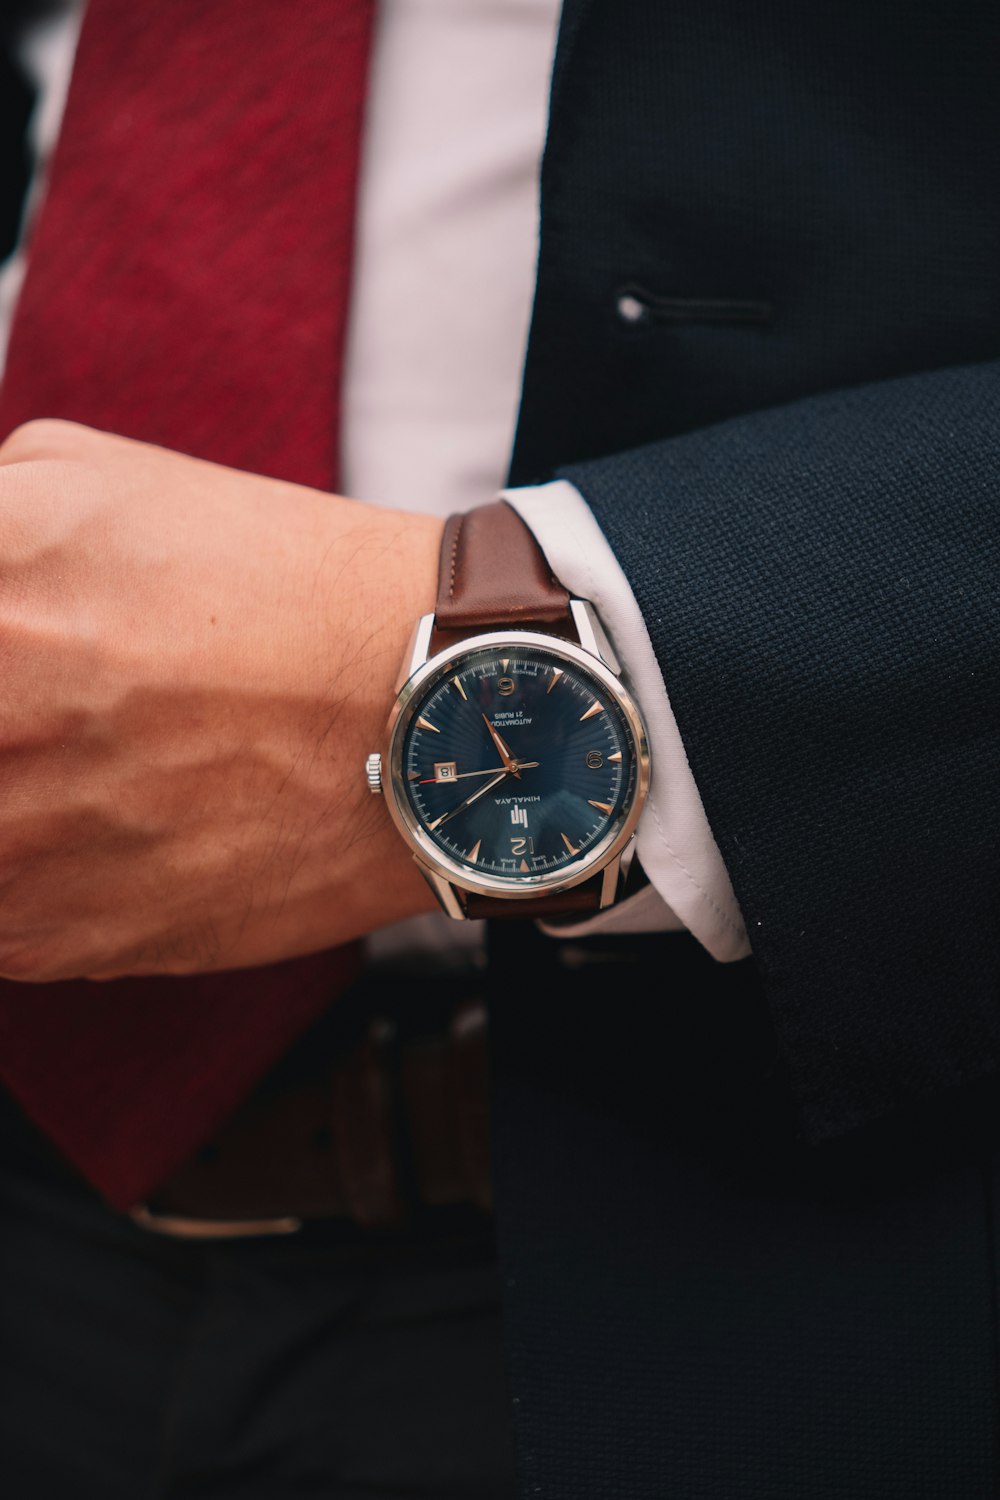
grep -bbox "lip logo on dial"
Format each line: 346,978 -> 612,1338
399,644 -> 637,883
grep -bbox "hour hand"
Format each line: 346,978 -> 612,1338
482,714 -> 518,773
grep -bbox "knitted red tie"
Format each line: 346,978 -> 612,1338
0,0 -> 374,1208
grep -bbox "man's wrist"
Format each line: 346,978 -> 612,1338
324,501 -> 444,939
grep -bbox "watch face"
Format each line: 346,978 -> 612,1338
391,639 -> 644,889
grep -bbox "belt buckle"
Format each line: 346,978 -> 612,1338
129,1203 -> 302,1240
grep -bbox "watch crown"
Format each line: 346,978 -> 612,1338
365,752 -> 383,795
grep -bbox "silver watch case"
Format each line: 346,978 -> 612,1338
377,600 -> 651,919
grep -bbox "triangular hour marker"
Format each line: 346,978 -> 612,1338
427,812 -> 446,830
467,840 -> 482,863
519,858 -> 530,872
580,701 -> 604,721
452,676 -> 468,701
407,770 -> 420,780
416,715 -> 440,733
501,659 -> 510,672
547,669 -> 563,694
608,751 -> 622,763
560,832 -> 580,855
588,800 -> 614,815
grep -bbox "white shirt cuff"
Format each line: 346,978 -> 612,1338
502,481 -> 750,962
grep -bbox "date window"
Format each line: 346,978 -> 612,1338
433,761 -> 458,782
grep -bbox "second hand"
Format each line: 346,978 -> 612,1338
419,761 -> 539,784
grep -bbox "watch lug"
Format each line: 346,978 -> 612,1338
570,599 -> 621,674
598,851 -> 624,909
598,834 -> 640,908
415,860 -> 468,920
618,831 -> 639,881
395,613 -> 437,693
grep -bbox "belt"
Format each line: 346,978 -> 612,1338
131,971 -> 492,1240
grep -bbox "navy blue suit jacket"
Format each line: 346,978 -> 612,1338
493,2 -> 1000,1493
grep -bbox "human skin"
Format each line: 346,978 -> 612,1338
0,419 -> 441,981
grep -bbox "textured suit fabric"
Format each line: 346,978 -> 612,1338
0,0 -> 373,1209
491,932 -> 1000,1499
492,0 -> 1000,1493
570,363 -> 1000,1141
506,0 -> 1000,1135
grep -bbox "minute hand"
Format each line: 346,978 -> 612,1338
482,714 -> 518,772
433,768 -> 511,830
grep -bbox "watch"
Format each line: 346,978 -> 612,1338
365,501 -> 650,919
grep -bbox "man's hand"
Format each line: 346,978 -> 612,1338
0,420 -> 443,981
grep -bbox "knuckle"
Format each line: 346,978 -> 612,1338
0,417 -> 88,465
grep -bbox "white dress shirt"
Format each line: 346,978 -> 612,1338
0,0 -> 748,961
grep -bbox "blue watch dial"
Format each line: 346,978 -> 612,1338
400,644 -> 638,882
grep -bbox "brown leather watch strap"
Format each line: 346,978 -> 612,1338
433,502 -> 612,921
435,501 -> 571,630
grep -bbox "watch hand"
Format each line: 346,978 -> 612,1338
420,761 -> 539,784
433,769 -> 511,829
482,714 -> 519,774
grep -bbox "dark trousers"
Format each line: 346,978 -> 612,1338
0,1096 -> 517,1500
492,930 -> 1000,1497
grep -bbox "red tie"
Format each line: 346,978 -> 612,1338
0,0 -> 374,1208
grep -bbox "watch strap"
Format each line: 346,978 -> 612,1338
435,501 -> 571,631
431,501 -> 611,921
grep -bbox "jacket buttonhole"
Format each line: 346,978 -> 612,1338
615,283 -> 774,328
